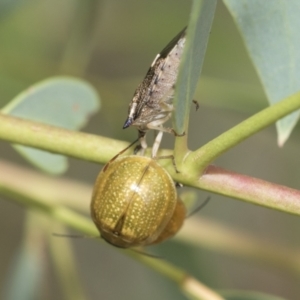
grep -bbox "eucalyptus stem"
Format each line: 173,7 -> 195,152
0,113 -> 132,164
186,91 -> 300,173
0,111 -> 300,216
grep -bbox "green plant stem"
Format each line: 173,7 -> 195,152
0,110 -> 300,215
0,180 -> 224,300
0,159 -> 91,211
186,91 -> 300,173
0,113 -> 131,164
174,165 -> 300,216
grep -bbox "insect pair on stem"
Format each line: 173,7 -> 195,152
91,27 -> 203,249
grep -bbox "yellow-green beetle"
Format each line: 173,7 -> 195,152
91,155 -> 185,248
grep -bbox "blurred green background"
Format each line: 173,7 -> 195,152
0,1 -> 299,299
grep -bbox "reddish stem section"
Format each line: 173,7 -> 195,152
198,165 -> 300,214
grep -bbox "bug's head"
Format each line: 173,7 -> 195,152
123,116 -> 133,129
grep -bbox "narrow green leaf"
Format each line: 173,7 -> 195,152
221,290 -> 287,300
1,76 -> 100,174
173,0 -> 217,133
1,213 -> 45,300
49,223 -> 88,300
1,248 -> 42,300
223,0 -> 300,145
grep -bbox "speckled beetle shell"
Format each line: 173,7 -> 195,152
91,155 -> 180,248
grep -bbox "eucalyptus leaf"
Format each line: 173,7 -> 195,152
223,0 -> 300,146
1,77 -> 100,174
173,0 -> 217,133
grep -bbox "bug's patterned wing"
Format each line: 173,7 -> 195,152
159,26 -> 187,58
123,27 -> 187,131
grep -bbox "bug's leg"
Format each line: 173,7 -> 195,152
151,130 -> 164,158
192,99 -> 199,111
147,124 -> 185,137
170,128 -> 185,137
134,130 -> 147,156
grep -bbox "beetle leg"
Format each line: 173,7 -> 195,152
156,154 -> 180,173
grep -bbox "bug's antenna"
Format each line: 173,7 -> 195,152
103,138 -> 139,172
52,233 -> 98,239
187,196 -> 211,218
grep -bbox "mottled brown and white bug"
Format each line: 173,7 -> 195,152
123,27 -> 187,156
